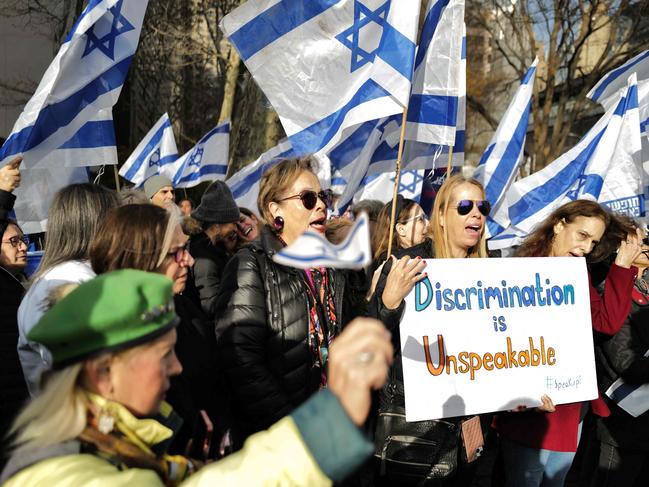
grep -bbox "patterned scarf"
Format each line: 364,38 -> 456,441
303,268 -> 339,387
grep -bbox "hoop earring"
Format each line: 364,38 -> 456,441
273,216 -> 284,232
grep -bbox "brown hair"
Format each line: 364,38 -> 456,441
372,198 -> 419,260
33,184 -> 120,281
90,204 -> 176,274
516,200 -> 611,262
325,218 -> 354,245
429,175 -> 488,259
257,157 -> 316,225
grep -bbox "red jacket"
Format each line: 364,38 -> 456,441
493,263 -> 637,452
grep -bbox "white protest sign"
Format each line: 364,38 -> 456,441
400,257 -> 598,422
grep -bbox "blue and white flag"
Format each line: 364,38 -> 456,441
227,139 -> 296,210
606,351 -> 649,418
405,0 -> 464,145
491,74 -> 641,247
475,58 -> 538,238
221,0 -> 421,155
119,113 -> 179,187
354,169 -> 426,204
167,121 -> 230,188
588,50 -> 649,214
273,213 -> 371,270
0,0 -> 148,168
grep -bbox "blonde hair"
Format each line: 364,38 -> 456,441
428,175 -> 488,259
257,157 -> 316,225
8,364 -> 86,454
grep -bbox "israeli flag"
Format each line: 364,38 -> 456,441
168,121 -> 230,188
119,113 -> 179,187
588,50 -> 649,213
226,139 -> 295,211
405,0 -> 465,145
474,58 -> 538,238
0,0 -> 148,168
493,74 -> 641,245
273,213 -> 371,270
221,0 -> 421,156
354,169 -> 426,204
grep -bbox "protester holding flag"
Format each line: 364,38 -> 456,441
17,183 -> 120,396
1,269 -> 393,486
214,157 -> 350,444
494,200 -> 643,487
372,196 -> 429,263
591,227 -> 649,486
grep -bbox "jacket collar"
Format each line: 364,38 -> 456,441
84,391 -> 174,450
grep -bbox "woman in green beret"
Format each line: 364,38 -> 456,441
1,269 -> 393,486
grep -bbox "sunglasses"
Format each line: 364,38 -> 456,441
2,235 -> 29,248
452,199 -> 491,217
280,189 -> 334,210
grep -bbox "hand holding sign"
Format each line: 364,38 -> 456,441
382,256 -> 428,310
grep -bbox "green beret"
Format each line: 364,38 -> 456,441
28,269 -> 179,367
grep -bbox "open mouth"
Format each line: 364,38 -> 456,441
465,224 -> 482,236
243,226 -> 252,236
310,216 -> 326,233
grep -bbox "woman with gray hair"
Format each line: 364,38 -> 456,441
17,183 -> 119,396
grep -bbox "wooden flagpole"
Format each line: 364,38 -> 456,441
446,145 -> 454,175
386,107 -> 410,257
113,165 -> 121,191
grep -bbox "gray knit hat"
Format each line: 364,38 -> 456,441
143,175 -> 173,199
191,181 -> 240,224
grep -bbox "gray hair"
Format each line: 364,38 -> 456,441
33,184 -> 120,281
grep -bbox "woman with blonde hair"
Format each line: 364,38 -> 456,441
370,174 -> 491,486
1,269 -> 394,486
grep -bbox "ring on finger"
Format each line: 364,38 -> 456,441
357,351 -> 374,365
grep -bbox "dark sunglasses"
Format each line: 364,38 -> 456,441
453,199 -> 491,216
2,235 -> 29,248
280,189 -> 334,210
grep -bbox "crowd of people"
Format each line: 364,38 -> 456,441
0,153 -> 648,486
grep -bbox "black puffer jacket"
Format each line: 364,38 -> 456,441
595,284 -> 649,451
190,232 -> 231,321
0,266 -> 28,442
215,226 -> 345,439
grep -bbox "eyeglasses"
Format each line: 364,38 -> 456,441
399,214 -> 428,225
167,242 -> 190,263
279,189 -> 334,210
452,200 -> 491,217
2,235 -> 29,248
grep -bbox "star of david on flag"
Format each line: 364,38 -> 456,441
221,0 -> 421,156
0,0 -> 149,168
188,147 -> 204,168
167,121 -> 230,188
82,0 -> 135,59
336,0 -> 390,73
392,170 -> 424,194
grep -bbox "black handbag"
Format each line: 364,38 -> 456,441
373,378 -> 459,485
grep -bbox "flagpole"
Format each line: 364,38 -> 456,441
113,165 -> 121,191
446,146 -> 454,174
386,107 -> 409,257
